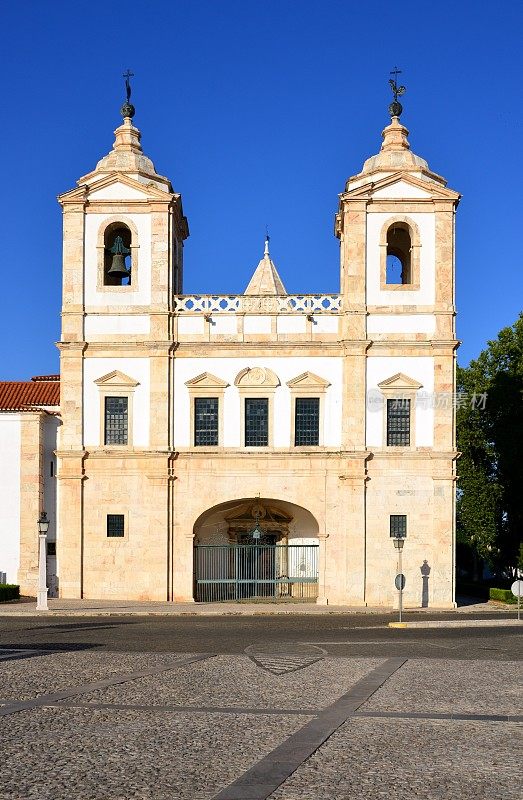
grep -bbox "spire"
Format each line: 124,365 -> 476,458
77,71 -> 171,191
244,236 -> 287,296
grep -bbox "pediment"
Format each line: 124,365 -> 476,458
234,367 -> 280,388
185,372 -> 229,389
378,373 -> 423,391
94,370 -> 140,388
59,173 -> 172,204
347,172 -> 459,201
85,173 -> 171,201
287,371 -> 331,389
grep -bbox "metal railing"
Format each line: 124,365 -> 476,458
194,543 -> 319,603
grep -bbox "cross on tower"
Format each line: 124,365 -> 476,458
123,69 -> 134,102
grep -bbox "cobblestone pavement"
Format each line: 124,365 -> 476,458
0,643 -> 521,799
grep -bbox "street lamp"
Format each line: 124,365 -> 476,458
390,515 -> 407,623
36,511 -> 50,611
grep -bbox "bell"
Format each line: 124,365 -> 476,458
108,252 -> 129,278
107,234 -> 131,278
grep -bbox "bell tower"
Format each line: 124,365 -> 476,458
56,77 -> 188,599
335,74 -> 460,607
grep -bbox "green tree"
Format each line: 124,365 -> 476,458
457,314 -> 523,578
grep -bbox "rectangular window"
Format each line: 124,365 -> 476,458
194,397 -> 219,446
245,398 -> 269,446
386,398 -> 410,446
104,396 -> 128,445
294,397 -> 320,446
390,514 -> 407,539
107,514 -> 125,538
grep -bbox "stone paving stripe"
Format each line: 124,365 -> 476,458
211,657 -> 406,800
52,701 -> 317,716
353,710 -> 523,723
0,653 -> 215,717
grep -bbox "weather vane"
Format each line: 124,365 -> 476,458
388,67 -> 406,119
120,69 -> 136,120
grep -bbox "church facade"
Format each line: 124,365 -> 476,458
0,93 -> 460,607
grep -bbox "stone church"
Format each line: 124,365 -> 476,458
0,86 -> 460,607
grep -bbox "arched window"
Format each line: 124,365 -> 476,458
103,222 -> 132,286
386,223 -> 412,285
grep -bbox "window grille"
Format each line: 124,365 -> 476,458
390,514 -> 407,538
107,514 -> 125,538
294,397 -> 320,446
245,398 -> 269,446
386,398 -> 410,446
194,397 -> 219,446
104,396 -> 128,445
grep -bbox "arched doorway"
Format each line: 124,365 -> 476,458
193,499 -> 319,602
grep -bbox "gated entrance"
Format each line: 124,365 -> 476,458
193,542 -> 319,602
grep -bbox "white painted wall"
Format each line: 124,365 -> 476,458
0,414 -> 21,583
85,315 -> 150,336
372,180 -> 431,199
244,315 -> 271,334
366,357 -> 435,447
88,182 -> 151,201
366,211 -> 436,306
174,357 -> 343,448
178,317 -> 205,335
84,212 -> 152,307
367,314 -> 436,335
83,358 -> 151,447
43,416 -> 59,597
277,316 -> 306,334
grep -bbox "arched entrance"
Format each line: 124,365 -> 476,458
193,498 -> 319,602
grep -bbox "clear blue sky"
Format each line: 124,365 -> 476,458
1,0 -> 521,379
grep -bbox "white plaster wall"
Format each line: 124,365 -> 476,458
366,212 -> 435,306
84,213 -> 152,307
312,316 -> 339,334
367,314 -> 436,335
211,316 -> 237,335
366,357 -> 435,447
0,415 -> 21,583
174,357 -> 343,448
85,315 -> 150,336
372,180 -> 431,199
277,316 -> 306,334
178,317 -> 205,335
43,417 -> 59,541
83,358 -> 151,447
244,315 -> 271,334
88,182 -> 150,201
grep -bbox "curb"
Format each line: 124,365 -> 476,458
388,619 -> 522,628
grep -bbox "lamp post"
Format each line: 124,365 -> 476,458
36,511 -> 50,611
390,515 -> 407,623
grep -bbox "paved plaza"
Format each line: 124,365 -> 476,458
0,615 -> 521,799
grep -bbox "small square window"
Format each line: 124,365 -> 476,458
107,514 -> 125,538
390,515 -> 407,539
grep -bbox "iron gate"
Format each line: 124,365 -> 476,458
194,543 -> 319,602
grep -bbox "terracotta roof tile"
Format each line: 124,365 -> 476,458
0,376 -> 60,411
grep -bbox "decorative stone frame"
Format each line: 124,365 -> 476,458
185,372 -> 230,447
380,215 -> 421,291
94,370 -> 140,449
378,373 -> 423,450
286,372 -> 331,447
96,215 -> 140,292
234,367 -> 280,448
